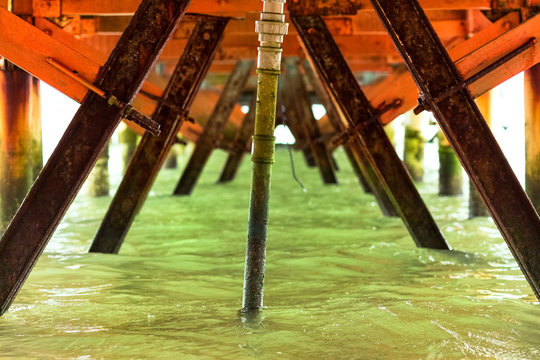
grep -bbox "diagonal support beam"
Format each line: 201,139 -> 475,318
301,60 -> 371,192
292,14 -> 449,250
369,0 -> 540,300
283,59 -> 337,184
173,59 -> 254,195
89,15 -> 229,254
0,0 -> 192,315
218,93 -> 257,183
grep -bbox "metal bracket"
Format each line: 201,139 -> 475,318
414,37 -> 537,115
46,57 -> 161,136
332,98 -> 402,145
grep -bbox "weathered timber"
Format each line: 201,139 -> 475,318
292,14 -> 449,249
89,16 -> 229,254
369,0 -> 540,299
470,91 -> 491,217
173,60 -> 254,196
243,0 -> 288,313
283,60 -> 337,184
17,0 -> 534,17
0,63 -> 42,232
525,63 -> 540,214
218,93 -> 256,183
0,0 -> 191,314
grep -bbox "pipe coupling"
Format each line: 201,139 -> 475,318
256,0 -> 288,71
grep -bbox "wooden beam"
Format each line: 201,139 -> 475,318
369,0 -> 540,300
11,0 -> 526,17
0,0 -> 191,314
364,11 -> 540,125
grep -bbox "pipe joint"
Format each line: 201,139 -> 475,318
256,0 -> 288,71
251,134 -> 276,164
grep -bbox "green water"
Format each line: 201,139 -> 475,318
1,146 -> 539,359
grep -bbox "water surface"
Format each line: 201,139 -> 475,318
1,146 -> 539,359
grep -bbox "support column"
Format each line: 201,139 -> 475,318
470,91 -> 491,217
438,133 -> 463,196
243,0 -> 288,313
90,16 -> 229,254
283,59 -> 337,184
218,93 -> 256,183
0,63 -> 42,232
525,63 -> 540,213
403,112 -> 425,182
292,15 -> 447,249
0,0 -> 191,314
369,0 -> 540,300
87,143 -> 110,197
164,145 -> 179,169
173,59 -> 254,196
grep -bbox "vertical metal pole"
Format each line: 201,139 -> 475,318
242,0 -> 288,312
525,64 -> 540,213
0,0 -> 191,315
0,62 -> 41,232
403,112 -> 425,182
369,0 -> 540,300
438,133 -> 463,196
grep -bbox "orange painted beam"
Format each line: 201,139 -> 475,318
0,9 -> 240,140
13,0 -> 511,16
364,12 -> 540,125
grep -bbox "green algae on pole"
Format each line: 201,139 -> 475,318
243,0 -> 288,313
438,134 -> 463,196
0,0 -> 192,314
368,0 -> 540,300
90,16 -> 229,254
0,62 -> 42,232
173,59 -> 254,196
292,15 -> 448,249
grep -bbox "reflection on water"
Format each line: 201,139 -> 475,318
1,147 -> 539,359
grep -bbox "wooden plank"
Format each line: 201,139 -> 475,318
55,0 -> 499,16
363,11 -> 539,125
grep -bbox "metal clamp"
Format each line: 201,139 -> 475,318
414,37 -> 537,114
46,57 -> 161,136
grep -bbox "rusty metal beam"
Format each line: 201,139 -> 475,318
283,59 -> 337,184
89,16 -> 229,254
369,0 -> 540,300
173,59 -> 254,195
218,94 -> 256,183
301,60 -> 371,193
0,0 -> 191,315
292,14 -> 449,249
